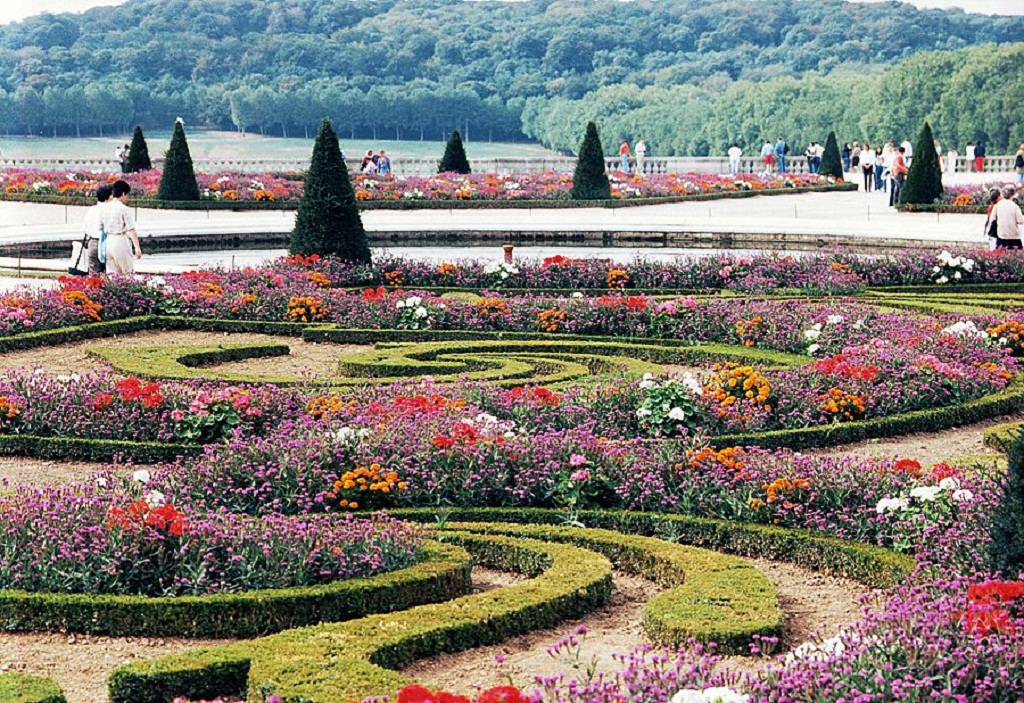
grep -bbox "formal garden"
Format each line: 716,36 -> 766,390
3,118 -> 1024,703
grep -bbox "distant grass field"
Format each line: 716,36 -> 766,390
0,131 -> 557,162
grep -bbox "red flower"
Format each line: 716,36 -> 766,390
930,462 -> 960,482
89,392 -> 114,411
432,435 -> 455,448
397,685 -> 435,703
478,686 -> 524,703
893,458 -> 924,478
362,286 -> 387,302
435,692 -> 471,703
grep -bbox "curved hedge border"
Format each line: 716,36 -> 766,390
442,521 -> 781,652
0,183 -> 857,211
105,512 -> 910,703
87,342 -> 295,384
983,420 -> 1024,452
0,541 -> 472,638
107,532 -> 614,703
0,675 -> 65,703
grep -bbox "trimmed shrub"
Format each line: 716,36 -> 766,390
989,434 -> 1024,575
125,125 -> 152,173
570,121 -> 611,200
438,129 -> 471,174
0,674 -> 66,703
156,120 -> 200,201
900,121 -> 944,205
290,118 -> 371,263
820,130 -> 843,180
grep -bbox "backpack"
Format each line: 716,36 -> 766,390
783,143 -> 790,155
1016,154 -> 1024,169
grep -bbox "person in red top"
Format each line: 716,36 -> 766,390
889,146 -> 908,207
618,140 -> 630,173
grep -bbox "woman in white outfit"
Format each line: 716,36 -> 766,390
98,180 -> 143,274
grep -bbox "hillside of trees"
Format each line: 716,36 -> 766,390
1,0 -> 1023,153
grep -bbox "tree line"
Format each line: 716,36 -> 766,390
1,0 -> 1022,152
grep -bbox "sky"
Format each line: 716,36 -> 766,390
1,0 -> 1023,25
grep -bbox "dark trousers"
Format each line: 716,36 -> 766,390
997,238 -> 1023,249
889,174 -> 905,206
87,239 -> 106,275
862,167 -> 873,192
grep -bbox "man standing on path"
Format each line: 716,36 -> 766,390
889,146 -> 908,206
84,185 -> 112,275
634,137 -> 647,175
974,141 -> 986,174
965,142 -> 975,172
774,136 -> 788,174
993,184 -> 1024,249
618,139 -> 631,174
97,180 -> 143,274
728,142 -> 743,174
760,139 -> 775,173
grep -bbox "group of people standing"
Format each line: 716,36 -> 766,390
73,180 -> 143,275
359,149 -> 392,176
985,185 -> 1024,249
617,138 -> 648,175
841,141 -> 911,205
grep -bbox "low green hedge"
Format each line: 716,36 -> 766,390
108,532 -> 613,703
868,282 -> 1024,296
0,316 -> 156,354
710,383 -> 1024,451
984,421 -> 1024,452
0,542 -> 472,638
0,675 -> 66,703
443,521 -> 782,652
0,434 -> 198,463
87,342 -> 295,384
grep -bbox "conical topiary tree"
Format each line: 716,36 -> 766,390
570,121 -> 611,200
820,131 -> 843,181
156,119 -> 200,201
290,118 -> 371,263
125,125 -> 152,172
900,121 -> 944,205
989,432 -> 1024,575
438,129 -> 471,174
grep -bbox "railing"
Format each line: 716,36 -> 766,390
0,154 -> 1018,176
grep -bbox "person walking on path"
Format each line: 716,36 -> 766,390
985,188 -> 1002,252
841,143 -> 852,173
760,140 -> 775,173
618,139 -> 631,174
965,142 -> 975,172
873,145 -> 885,191
634,138 -> 647,175
889,146 -> 908,206
97,180 -> 143,274
851,141 -> 861,174
116,144 -> 129,174
860,143 -> 875,192
728,142 -> 743,174
974,141 -> 986,173
84,184 -> 112,275
774,136 -> 788,174
1015,144 -> 1024,182
377,149 -> 392,176
805,141 -> 821,174
946,144 -> 958,174
993,184 -> 1024,249
900,138 -> 913,166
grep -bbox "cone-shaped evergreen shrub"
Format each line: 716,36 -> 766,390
125,125 -> 152,172
900,121 -> 944,205
570,121 -> 611,200
438,129 -> 471,174
156,120 -> 200,201
820,131 -> 843,180
989,432 -> 1024,575
290,118 -> 371,263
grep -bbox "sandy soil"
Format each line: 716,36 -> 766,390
0,330 -> 370,380
0,456 -> 103,489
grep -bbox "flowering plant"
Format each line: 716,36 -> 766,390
931,250 -> 975,284
635,372 -> 704,438
395,295 -> 432,330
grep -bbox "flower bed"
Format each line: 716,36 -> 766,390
0,168 -> 838,205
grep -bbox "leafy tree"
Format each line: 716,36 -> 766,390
125,125 -> 152,172
438,129 -> 471,173
820,130 -> 843,180
570,121 -> 610,200
290,118 -> 371,264
989,433 -> 1024,575
156,119 -> 200,201
900,121 -> 943,205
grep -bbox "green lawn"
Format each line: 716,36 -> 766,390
0,131 -> 557,162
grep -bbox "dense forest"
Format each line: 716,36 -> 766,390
1,0 -> 1023,153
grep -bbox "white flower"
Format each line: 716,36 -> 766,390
953,271 -> 962,280
331,427 -> 358,443
636,408 -> 653,418
571,292 -> 584,298
132,469 -> 151,484
638,377 -> 657,390
938,250 -> 952,263
909,485 -> 942,502
826,314 -> 845,325
932,266 -> 941,273
680,371 -> 703,397
807,343 -> 820,355
406,296 -> 422,307
668,406 -> 687,421
952,489 -> 975,503
670,691 -> 706,703
938,477 -> 961,491
395,300 -> 406,309
963,258 -> 975,272
875,497 -> 908,514
414,307 -> 428,319
96,477 -> 108,487
787,634 -> 849,662
854,319 -> 866,330
936,276 -> 948,285
803,328 -> 821,340
702,688 -> 749,703
145,490 -> 166,505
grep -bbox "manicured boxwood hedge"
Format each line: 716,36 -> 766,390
87,342 -> 295,384
0,675 -> 66,703
0,542 -> 472,638
107,532 -> 614,703
0,434 -> 198,463
984,421 -> 1024,452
